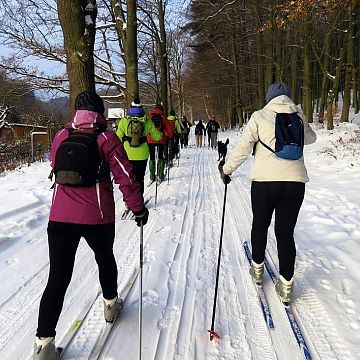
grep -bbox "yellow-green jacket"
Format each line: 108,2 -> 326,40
116,115 -> 162,160
167,115 -> 183,135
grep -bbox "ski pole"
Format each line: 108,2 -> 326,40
208,182 -> 228,341
167,161 -> 170,185
177,141 -> 180,167
155,146 -> 158,210
139,220 -> 144,360
167,140 -> 171,185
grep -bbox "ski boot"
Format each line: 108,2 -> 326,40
275,275 -> 294,306
33,337 -> 59,360
104,296 -> 123,323
249,260 -> 264,286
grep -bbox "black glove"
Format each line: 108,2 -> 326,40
133,207 -> 149,227
218,160 -> 231,185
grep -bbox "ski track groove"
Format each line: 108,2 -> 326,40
152,150 -> 203,359
201,150 -> 254,359
173,164 -> 204,359
225,180 -> 276,360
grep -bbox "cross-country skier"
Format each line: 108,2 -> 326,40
147,104 -> 173,183
33,91 -> 149,360
219,82 -> 316,305
116,98 -> 162,194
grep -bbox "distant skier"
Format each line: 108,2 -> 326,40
180,115 -> 192,148
194,119 -> 206,148
33,91 -> 149,360
219,82 -> 316,305
205,117 -> 220,148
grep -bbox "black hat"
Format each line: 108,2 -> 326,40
75,90 -> 105,114
169,109 -> 176,116
131,98 -> 142,107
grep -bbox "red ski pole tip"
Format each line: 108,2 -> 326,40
207,329 -> 221,341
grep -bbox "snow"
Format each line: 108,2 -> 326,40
1,122 -> 360,359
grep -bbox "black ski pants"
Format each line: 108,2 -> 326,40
36,221 -> 117,337
250,181 -> 305,281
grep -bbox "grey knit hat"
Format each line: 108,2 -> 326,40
266,82 -> 292,103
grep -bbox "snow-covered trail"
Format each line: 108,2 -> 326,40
99,146 -> 277,360
1,127 -> 360,359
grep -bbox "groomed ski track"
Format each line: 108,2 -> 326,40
0,142 -> 351,359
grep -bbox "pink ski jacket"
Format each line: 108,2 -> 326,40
49,110 -> 144,224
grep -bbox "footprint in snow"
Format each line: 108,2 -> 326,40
5,257 -> 19,265
141,290 -> 159,307
342,279 -> 351,295
157,306 -> 179,329
144,250 -> 155,263
172,233 -> 182,243
320,279 -> 331,290
156,226 -> 172,234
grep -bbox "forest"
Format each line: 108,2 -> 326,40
0,0 -> 359,130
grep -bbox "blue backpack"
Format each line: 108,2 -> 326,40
259,113 -> 304,160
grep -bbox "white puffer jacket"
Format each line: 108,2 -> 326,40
223,95 -> 317,183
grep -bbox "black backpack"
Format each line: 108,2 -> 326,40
53,128 -> 105,187
259,113 -> 304,160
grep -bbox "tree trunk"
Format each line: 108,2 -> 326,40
352,1 -> 359,113
230,25 -> 243,127
57,0 -> 97,112
303,29 -> 313,122
124,0 -> 139,107
157,0 -> 168,113
290,36 -> 298,104
340,12 -> 354,123
326,46 -> 346,130
167,60 -> 173,111
318,33 -> 331,123
251,0 -> 265,108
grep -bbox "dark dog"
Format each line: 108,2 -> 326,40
217,138 -> 229,161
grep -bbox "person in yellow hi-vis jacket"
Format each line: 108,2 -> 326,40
116,98 -> 162,195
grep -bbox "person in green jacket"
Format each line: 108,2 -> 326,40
116,98 -> 162,194
166,110 -> 183,166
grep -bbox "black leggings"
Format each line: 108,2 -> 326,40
250,181 -> 305,280
36,221 -> 117,337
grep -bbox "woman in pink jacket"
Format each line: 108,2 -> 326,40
33,91 -> 148,360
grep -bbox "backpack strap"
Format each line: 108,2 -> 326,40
121,135 -> 147,144
258,138 -> 275,154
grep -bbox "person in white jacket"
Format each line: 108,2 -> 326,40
219,82 -> 316,305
